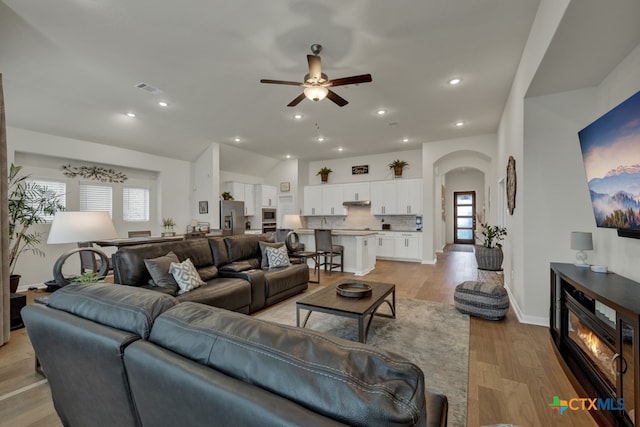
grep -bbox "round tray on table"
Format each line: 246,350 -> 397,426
336,282 -> 372,298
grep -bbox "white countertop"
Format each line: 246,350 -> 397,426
296,229 -> 383,236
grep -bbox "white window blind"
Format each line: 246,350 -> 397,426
123,186 -> 149,222
80,184 -> 112,217
29,179 -> 66,222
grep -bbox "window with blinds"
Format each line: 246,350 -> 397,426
29,179 -> 66,222
123,186 -> 149,222
80,183 -> 112,217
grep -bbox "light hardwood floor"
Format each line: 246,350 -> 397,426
0,248 -> 596,427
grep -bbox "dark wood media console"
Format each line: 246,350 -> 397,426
550,263 -> 640,426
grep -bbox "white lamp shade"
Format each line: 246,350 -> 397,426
282,214 -> 303,230
304,86 -> 328,102
47,211 -> 118,244
570,231 -> 593,251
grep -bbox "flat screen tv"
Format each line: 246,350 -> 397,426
578,90 -> 640,239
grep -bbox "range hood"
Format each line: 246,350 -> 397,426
342,200 -> 371,206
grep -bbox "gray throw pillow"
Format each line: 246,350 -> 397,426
258,241 -> 285,269
266,245 -> 291,268
144,251 -> 180,292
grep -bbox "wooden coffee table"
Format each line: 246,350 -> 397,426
296,279 -> 396,343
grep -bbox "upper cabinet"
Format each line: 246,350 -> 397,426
370,179 -> 422,215
224,182 -> 256,216
342,183 -> 370,201
255,184 -> 277,208
321,184 -> 347,216
303,186 -> 322,215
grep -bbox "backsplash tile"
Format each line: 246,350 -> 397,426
303,206 -> 419,231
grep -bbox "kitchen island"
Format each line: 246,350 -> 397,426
295,229 -> 377,276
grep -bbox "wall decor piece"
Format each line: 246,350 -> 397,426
199,201 -> 208,214
506,156 -> 516,215
62,164 -> 127,183
280,182 -> 290,192
352,165 -> 369,175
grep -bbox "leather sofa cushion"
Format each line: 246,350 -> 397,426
175,278 -> 252,313
219,259 -> 260,272
149,303 -> 426,427
224,233 -> 273,263
46,283 -> 178,339
263,264 -> 309,298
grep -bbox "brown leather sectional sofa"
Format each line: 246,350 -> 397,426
112,233 -> 308,313
22,283 -> 448,426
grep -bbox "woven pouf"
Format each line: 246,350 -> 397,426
454,281 -> 509,320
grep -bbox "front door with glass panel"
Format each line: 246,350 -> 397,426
454,191 -> 475,244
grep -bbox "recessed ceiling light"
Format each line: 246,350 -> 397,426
317,136 -> 325,142
285,154 -> 291,159
448,78 -> 462,85
402,138 -> 409,143
234,137 -> 241,142
338,147 -> 344,152
293,113 -> 303,120
376,109 -> 387,115
158,101 -> 169,107
125,112 -> 136,118
455,121 -> 464,127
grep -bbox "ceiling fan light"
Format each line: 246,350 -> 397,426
304,86 -> 329,102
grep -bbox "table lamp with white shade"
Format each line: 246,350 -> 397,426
47,211 -> 118,286
570,231 -> 593,267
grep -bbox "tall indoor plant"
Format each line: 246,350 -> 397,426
8,164 -> 64,292
474,222 -> 507,271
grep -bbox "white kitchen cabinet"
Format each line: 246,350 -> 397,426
394,232 -> 422,260
255,184 -> 277,208
321,184 -> 346,215
342,182 -> 370,201
370,181 -> 397,214
375,232 -> 395,258
396,179 -> 422,214
303,186 -> 323,215
224,182 -> 255,216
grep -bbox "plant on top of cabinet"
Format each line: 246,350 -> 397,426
388,159 -> 409,178
317,167 -> 333,183
221,191 -> 234,200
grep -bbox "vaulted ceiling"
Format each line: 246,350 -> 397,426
1,1 -> 639,165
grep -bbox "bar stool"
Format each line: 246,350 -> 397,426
314,229 -> 344,273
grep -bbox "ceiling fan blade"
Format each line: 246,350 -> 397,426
326,90 -> 348,107
307,55 -> 322,81
327,74 -> 373,87
260,79 -> 304,86
287,93 -> 307,107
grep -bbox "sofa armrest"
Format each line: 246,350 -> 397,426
218,269 -> 266,312
425,390 -> 448,427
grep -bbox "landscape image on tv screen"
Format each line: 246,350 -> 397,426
578,90 -> 640,231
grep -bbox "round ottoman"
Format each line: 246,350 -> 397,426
454,281 -> 509,320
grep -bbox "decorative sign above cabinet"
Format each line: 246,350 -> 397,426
352,165 -> 369,175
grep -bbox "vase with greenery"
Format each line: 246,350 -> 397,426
474,223 -> 507,271
162,217 -> 176,236
388,159 -> 409,178
221,191 -> 234,200
317,167 -> 332,183
9,164 -> 65,292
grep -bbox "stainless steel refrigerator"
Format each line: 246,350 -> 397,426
220,200 -> 245,235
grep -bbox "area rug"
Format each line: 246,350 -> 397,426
255,294 -> 470,427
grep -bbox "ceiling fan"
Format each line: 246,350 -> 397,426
260,44 -> 372,107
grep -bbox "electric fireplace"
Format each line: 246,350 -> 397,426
551,263 -> 639,426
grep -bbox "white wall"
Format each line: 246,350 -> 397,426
307,149 -> 422,184
496,0 -> 571,324
192,144 -> 221,229
7,126 -> 191,287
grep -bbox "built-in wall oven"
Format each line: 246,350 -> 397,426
262,208 -> 277,233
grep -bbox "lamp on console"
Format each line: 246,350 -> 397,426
281,214 -> 303,252
47,211 -> 118,286
570,231 -> 593,267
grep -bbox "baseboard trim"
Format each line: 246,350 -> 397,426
504,285 -> 548,327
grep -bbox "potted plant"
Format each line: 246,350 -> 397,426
388,159 -> 409,178
474,222 -> 507,271
317,167 -> 333,183
162,217 -> 176,236
8,164 -> 65,292
221,191 -> 234,200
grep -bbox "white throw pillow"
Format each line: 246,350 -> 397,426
169,258 -> 206,294
265,245 -> 291,268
